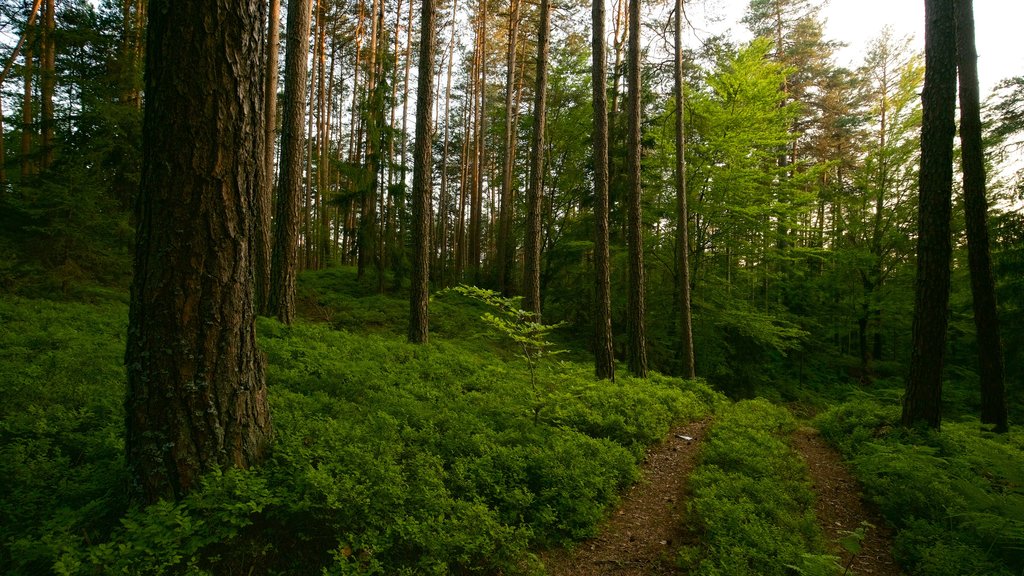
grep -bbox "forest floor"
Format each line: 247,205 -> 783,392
541,418 -> 903,576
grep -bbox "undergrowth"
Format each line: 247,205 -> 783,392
0,267 -> 719,575
815,392 -> 1024,576
679,399 -> 831,575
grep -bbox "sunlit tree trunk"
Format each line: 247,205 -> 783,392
956,0 -> 1007,433
126,0 -> 272,503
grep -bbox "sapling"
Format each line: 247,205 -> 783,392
444,285 -> 565,423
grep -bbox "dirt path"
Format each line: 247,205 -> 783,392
791,427 -> 903,576
540,418 -> 710,576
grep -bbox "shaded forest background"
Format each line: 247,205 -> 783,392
0,0 -> 1020,409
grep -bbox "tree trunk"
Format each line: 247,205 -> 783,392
522,0 -> 549,319
497,0 -> 521,296
673,0 -> 694,379
409,0 -> 436,344
39,0 -> 54,171
269,0 -> 314,325
903,0 -> 956,430
625,0 -> 648,377
592,0 -> 614,381
126,0 -> 272,503
20,16 -> 35,180
255,0 -> 281,315
956,0 -> 1007,433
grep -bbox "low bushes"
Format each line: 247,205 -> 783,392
1,282 -> 719,575
680,399 -> 828,575
816,393 -> 1024,576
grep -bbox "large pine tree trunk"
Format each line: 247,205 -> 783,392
409,0 -> 436,343
903,0 -> 956,430
956,0 -> 1007,432
269,0 -> 314,325
592,0 -> 614,381
523,0 -> 550,319
625,0 -> 647,377
126,0 -> 272,503
673,0 -> 694,379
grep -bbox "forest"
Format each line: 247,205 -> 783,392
0,0 -> 1022,573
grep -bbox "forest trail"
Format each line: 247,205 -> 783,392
541,418 -> 904,576
791,426 -> 903,576
540,418 -> 711,576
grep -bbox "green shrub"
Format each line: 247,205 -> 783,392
815,392 -> 1024,576
682,399 -> 825,576
1,280 -> 716,575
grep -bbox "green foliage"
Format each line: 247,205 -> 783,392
815,393 -> 1024,576
0,271 -> 716,575
681,399 -> 827,576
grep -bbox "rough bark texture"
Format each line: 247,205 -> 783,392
255,0 -> 281,315
496,0 -> 521,296
673,0 -> 694,379
269,0 -> 313,325
409,0 -> 436,344
956,0 -> 1007,432
591,0 -> 614,381
625,0 -> 648,377
125,0 -> 272,503
522,0 -> 550,319
903,0 -> 956,430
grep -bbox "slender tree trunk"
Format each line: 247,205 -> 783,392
255,0 -> 281,315
592,0 -> 614,381
409,0 -> 436,343
956,0 -> 1007,432
903,0 -> 956,430
469,4 -> 487,284
39,0 -> 54,171
497,0 -> 521,295
269,0 -> 314,324
20,17 -> 35,180
674,0 -> 694,378
126,0 -> 272,503
0,0 -> 45,189
625,0 -> 648,377
522,0 -> 549,318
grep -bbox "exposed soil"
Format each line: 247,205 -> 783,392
540,418 -> 711,576
791,426 -> 904,576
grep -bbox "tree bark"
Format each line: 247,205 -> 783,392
903,0 -> 956,430
269,0 -> 313,325
522,0 -> 550,319
39,0 -> 54,171
674,0 -> 694,379
126,0 -> 272,503
497,0 -> 521,296
409,0 -> 436,344
255,0 -> 281,315
625,0 -> 648,377
955,0 -> 1007,432
592,0 -> 614,381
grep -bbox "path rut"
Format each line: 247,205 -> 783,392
540,418 -> 710,576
